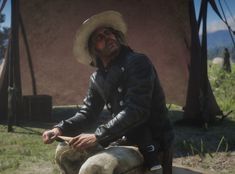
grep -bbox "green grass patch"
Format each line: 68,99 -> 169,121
208,63 -> 235,113
0,124 -> 60,174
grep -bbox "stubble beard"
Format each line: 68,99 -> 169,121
100,40 -> 121,59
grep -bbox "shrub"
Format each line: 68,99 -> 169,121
208,63 -> 235,113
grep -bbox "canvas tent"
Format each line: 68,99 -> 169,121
0,0 -> 223,124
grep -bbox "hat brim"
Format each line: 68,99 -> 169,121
73,10 -> 127,66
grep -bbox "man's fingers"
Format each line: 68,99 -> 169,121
51,133 -> 58,140
42,130 -> 56,144
42,133 -> 49,143
72,138 -> 81,147
73,140 -> 91,151
69,135 -> 81,146
68,134 -> 96,150
73,141 -> 83,149
70,136 -> 87,149
68,138 -> 76,145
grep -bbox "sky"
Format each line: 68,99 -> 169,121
1,0 -> 235,33
194,0 -> 235,33
1,0 -> 11,27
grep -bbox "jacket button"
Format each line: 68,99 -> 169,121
107,103 -> 111,109
117,87 -> 122,93
119,100 -> 124,106
121,67 -> 125,72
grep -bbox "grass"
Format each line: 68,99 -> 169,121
172,63 -> 235,173
2,112 -> 235,173
0,63 -> 234,173
208,63 -> 235,113
0,124 -> 60,174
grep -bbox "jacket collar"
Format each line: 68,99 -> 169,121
96,45 -> 133,71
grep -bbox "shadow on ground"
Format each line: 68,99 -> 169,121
169,110 -> 235,158
1,107 -> 235,159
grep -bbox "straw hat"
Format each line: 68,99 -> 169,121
73,10 -> 127,66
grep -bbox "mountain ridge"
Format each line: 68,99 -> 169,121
206,29 -> 234,49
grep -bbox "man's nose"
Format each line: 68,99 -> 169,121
103,33 -> 111,39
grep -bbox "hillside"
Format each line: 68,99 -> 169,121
207,30 -> 233,49
205,30 -> 235,60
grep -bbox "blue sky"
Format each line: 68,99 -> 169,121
1,0 -> 235,33
195,0 -> 235,33
1,0 -> 11,27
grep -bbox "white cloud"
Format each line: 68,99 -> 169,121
207,16 -> 235,33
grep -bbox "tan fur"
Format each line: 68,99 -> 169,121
55,143 -> 206,174
55,143 -> 144,174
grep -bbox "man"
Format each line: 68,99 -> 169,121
223,48 -> 231,73
42,10 -> 174,172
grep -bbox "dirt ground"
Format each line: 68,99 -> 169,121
173,152 -> 235,174
14,153 -> 235,174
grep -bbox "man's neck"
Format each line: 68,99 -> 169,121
101,48 -> 121,68
101,56 -> 115,67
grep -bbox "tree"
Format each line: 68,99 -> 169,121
0,13 -> 10,60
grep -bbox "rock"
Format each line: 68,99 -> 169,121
212,57 -> 223,65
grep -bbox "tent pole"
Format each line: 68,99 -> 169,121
19,13 -> 37,95
0,46 -> 9,121
7,0 -> 21,131
183,0 -> 202,122
184,0 -> 223,124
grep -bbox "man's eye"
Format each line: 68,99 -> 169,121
96,35 -> 104,42
104,30 -> 112,35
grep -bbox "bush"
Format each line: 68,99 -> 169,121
208,63 -> 235,113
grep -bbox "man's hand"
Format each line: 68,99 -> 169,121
42,128 -> 62,144
69,133 -> 97,151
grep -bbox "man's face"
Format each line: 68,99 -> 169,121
90,27 -> 121,58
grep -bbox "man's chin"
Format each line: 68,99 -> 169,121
108,48 -> 120,58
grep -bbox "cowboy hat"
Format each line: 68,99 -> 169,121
73,10 -> 127,66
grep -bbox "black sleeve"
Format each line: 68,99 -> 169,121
54,75 -> 105,135
95,55 -> 155,144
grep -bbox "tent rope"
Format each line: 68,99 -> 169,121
212,0 -> 235,47
223,0 -> 235,24
0,0 -> 7,14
